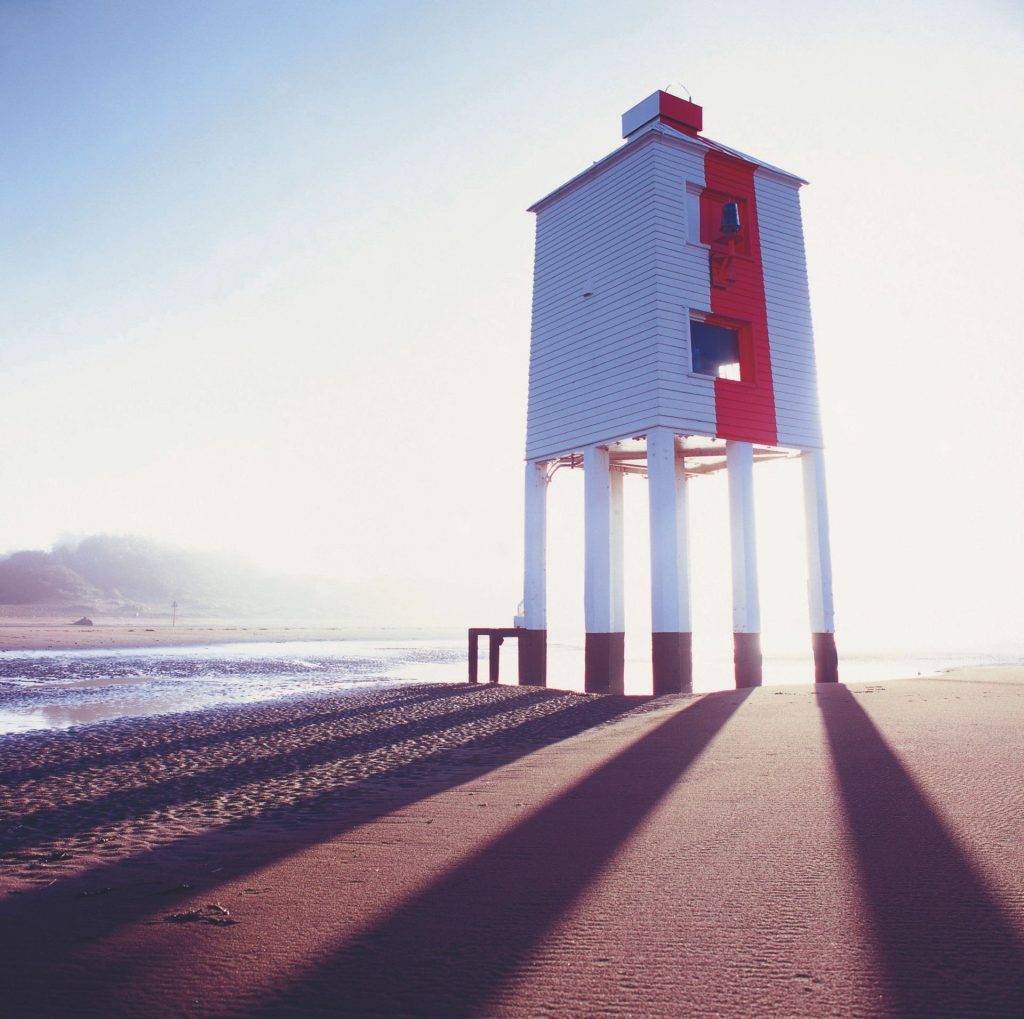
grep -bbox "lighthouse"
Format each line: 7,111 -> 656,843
513,90 -> 837,694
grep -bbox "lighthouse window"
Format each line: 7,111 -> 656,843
686,187 -> 702,244
690,320 -> 742,380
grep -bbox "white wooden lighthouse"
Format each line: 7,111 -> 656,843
512,90 -> 837,694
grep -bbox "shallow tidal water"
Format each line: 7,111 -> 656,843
0,641 -> 464,734
0,639 -> 1015,735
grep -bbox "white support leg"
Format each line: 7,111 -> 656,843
802,448 -> 838,682
584,445 -> 612,633
726,440 -> 762,687
647,428 -> 693,693
519,459 -> 548,686
610,464 -> 625,634
522,460 -> 548,630
583,445 -> 624,693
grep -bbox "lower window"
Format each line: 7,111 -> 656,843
690,319 -> 743,380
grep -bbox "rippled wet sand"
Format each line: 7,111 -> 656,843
0,682 -> 642,880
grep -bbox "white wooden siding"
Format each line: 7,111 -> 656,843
649,141 -> 716,435
527,137 -> 660,460
754,172 -> 824,450
526,130 -> 719,461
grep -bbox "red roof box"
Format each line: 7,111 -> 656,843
622,91 -> 703,139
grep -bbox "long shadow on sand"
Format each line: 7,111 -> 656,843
817,684 -> 1024,1018
0,686 -> 652,1014
241,688 -> 752,1018
2,687 -> 604,855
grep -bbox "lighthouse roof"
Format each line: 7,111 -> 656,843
528,93 -> 807,214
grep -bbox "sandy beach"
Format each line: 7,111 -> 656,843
1,667 -> 1022,1017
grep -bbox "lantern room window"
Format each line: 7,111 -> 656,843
690,318 -> 744,380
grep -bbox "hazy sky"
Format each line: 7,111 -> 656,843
2,1 -> 1022,652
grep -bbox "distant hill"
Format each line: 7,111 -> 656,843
0,549 -> 99,605
0,534 -> 367,621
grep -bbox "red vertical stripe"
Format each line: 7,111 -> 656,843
703,151 -> 777,445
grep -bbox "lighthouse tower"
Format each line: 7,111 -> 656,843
516,90 -> 837,694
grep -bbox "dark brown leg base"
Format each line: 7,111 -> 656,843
812,631 -> 839,683
584,632 -> 625,694
733,632 -> 763,688
517,629 -> 547,687
651,632 -> 693,695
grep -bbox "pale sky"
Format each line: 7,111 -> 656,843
2,0 -> 1022,653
